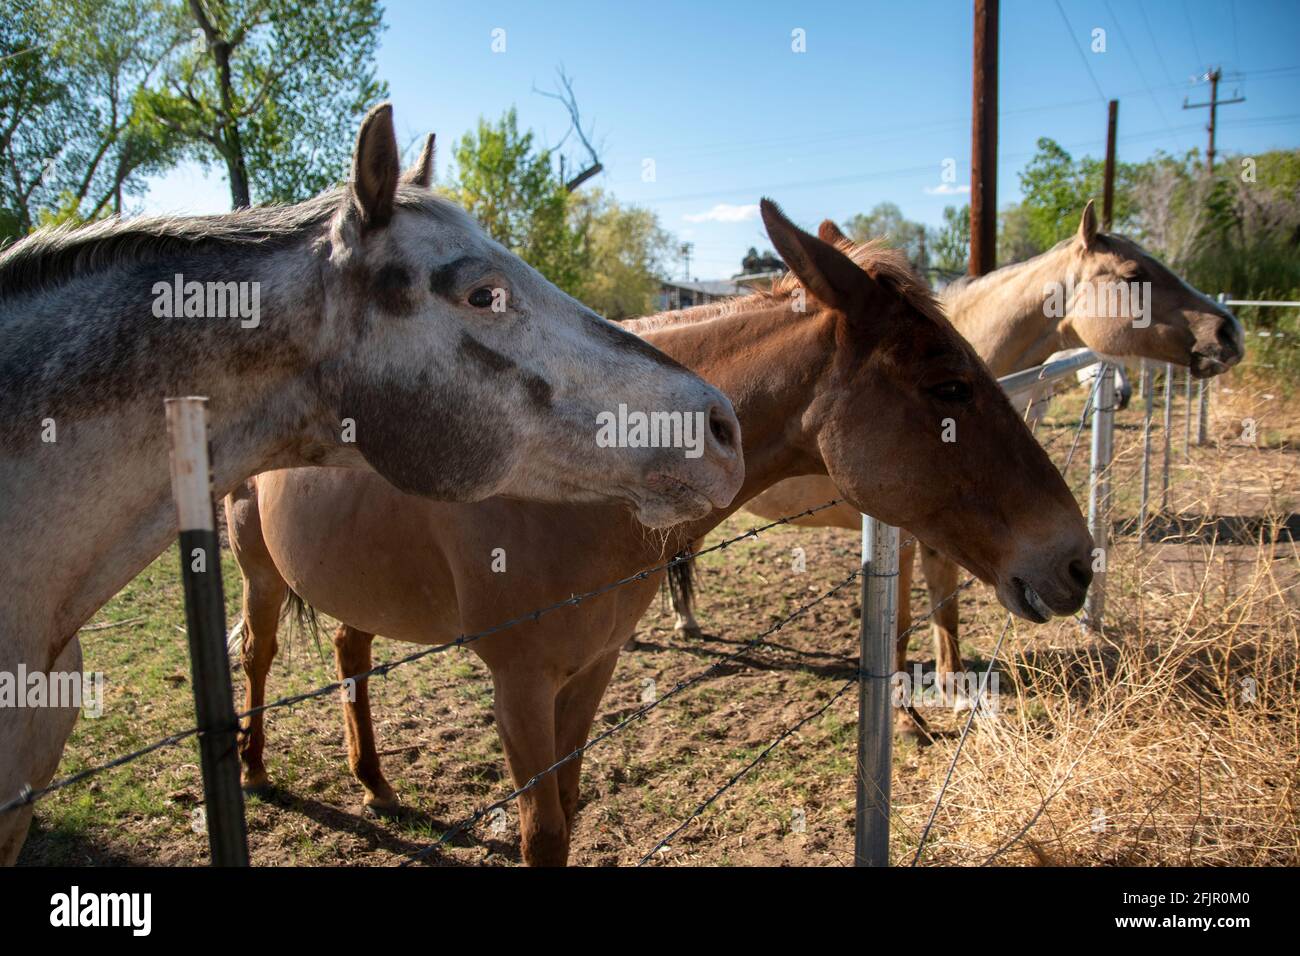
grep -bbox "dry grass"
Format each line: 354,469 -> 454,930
888,372 -> 1300,866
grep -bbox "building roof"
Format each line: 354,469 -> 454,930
659,278 -> 745,297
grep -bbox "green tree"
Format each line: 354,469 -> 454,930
932,204 -> 970,275
996,202 -> 1042,265
445,108 -> 586,294
571,189 -> 674,319
1,0 -> 184,242
1015,136 -> 1142,251
846,201 -> 929,272
140,0 -> 387,208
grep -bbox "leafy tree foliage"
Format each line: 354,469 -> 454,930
140,0 -> 387,208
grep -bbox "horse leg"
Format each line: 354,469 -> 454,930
892,536 -> 930,741
225,482 -> 286,793
0,634 -> 83,864
332,624 -> 398,813
553,649 -> 621,834
920,543 -> 966,708
491,666 -> 568,866
669,541 -> 705,640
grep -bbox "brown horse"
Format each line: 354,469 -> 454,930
684,202 -> 1244,736
0,104 -> 743,863
228,201 -> 1094,865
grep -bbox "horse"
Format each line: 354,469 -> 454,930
0,104 -> 744,863
228,200 -> 1095,865
675,202 -> 1244,737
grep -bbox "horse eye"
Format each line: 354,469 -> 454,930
930,380 -> 973,404
467,286 -> 497,309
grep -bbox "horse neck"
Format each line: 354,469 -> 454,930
0,241 -> 340,645
942,242 -> 1081,376
642,303 -> 835,540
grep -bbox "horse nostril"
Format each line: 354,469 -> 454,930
1216,319 -> 1241,358
1068,558 -> 1093,591
709,406 -> 734,450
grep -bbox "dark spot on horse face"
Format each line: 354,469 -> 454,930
337,366 -> 511,499
523,372 -> 553,410
459,333 -> 516,374
372,263 -> 415,316
458,333 -> 553,410
430,256 -> 493,300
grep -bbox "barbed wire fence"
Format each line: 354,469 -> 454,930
3,353 -> 1206,867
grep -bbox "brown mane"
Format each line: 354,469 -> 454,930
623,235 -> 948,333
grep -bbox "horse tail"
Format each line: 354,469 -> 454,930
667,550 -> 695,618
282,588 -> 326,659
225,589 -> 323,660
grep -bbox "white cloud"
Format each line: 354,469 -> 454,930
924,183 -> 971,196
683,203 -> 761,223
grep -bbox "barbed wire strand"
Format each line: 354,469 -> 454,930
0,498 -> 847,816
400,566 -> 864,864
639,677 -> 858,866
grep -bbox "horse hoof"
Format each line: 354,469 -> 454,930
364,796 -> 401,818
242,774 -> 273,797
674,623 -> 704,640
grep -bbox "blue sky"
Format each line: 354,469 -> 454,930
142,0 -> 1300,279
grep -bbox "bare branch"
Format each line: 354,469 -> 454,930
533,66 -> 604,192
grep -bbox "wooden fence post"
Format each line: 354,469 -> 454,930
165,397 -> 249,867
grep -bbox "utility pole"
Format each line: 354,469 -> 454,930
679,242 -> 693,281
1102,99 -> 1118,231
1183,68 -> 1245,171
969,0 -> 998,276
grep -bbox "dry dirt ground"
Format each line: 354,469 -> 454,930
16,369 -> 1299,866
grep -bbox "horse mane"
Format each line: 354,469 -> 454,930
0,185 -> 468,302
942,235 -> 1081,297
623,235 -> 948,333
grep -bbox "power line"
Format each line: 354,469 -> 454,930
1054,0 -> 1108,102
1137,0 -> 1179,87
1105,0 -> 1185,152
1183,2 -> 1206,69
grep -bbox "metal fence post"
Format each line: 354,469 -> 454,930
1084,365 -> 1115,631
1183,368 -> 1192,457
1196,378 -> 1209,446
856,515 -> 898,867
165,397 -> 250,867
1138,360 -> 1154,547
1196,293 -> 1229,446
1161,362 -> 1173,512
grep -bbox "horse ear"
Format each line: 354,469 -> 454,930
1078,199 -> 1099,251
817,219 -> 849,246
350,103 -> 400,230
401,133 -> 436,188
761,199 -> 864,312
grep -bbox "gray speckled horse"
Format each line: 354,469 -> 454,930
0,104 -> 742,863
